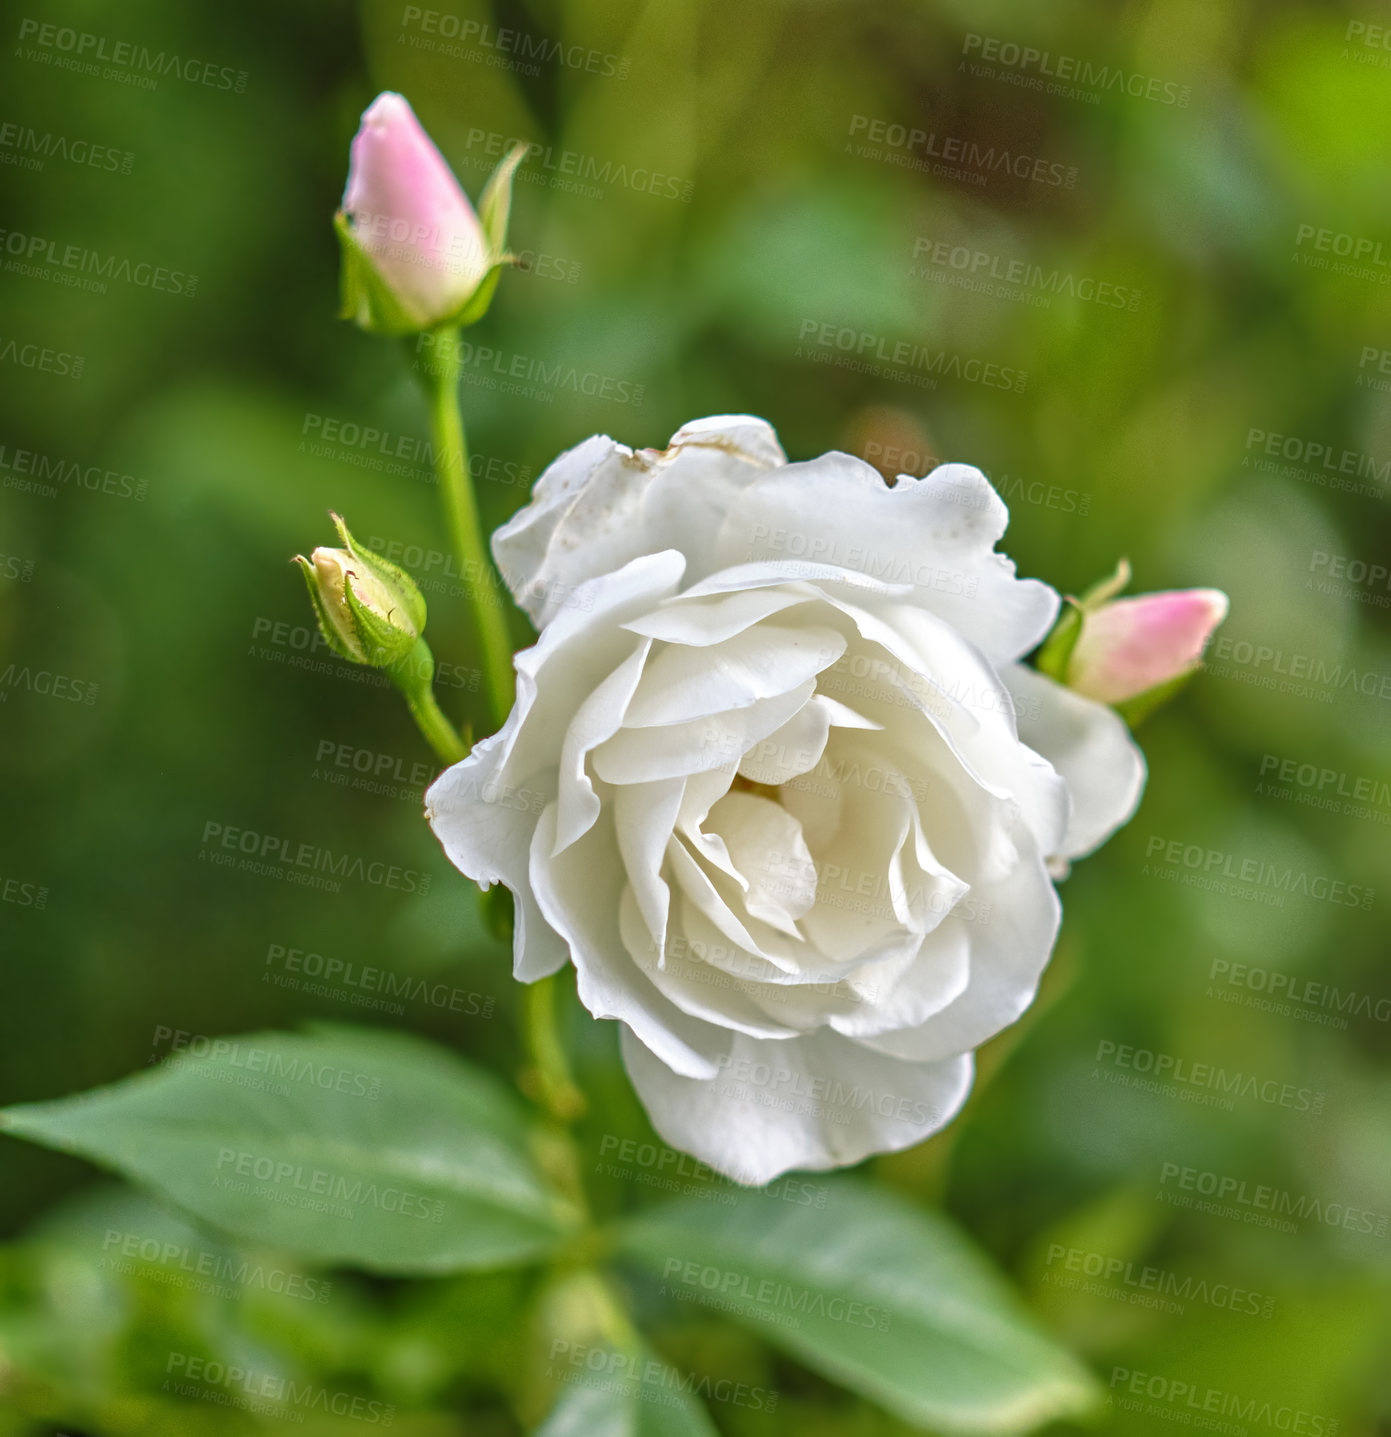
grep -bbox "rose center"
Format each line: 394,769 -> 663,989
729,773 -> 782,803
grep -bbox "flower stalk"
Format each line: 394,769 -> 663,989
392,638 -> 470,765
418,326 -> 515,730
522,973 -> 587,1125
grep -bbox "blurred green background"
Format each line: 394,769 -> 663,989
2,0 -> 1389,1432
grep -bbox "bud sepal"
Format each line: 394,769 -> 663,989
294,513 -> 426,669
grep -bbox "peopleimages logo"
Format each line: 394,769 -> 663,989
165,1353 -> 394,1424
263,943 -> 495,1018
399,6 -> 630,78
845,115 -> 1077,189
0,663 -> 100,706
1245,427 -> 1391,485
300,412 -> 532,487
100,1228 -> 333,1303
0,442 -> 146,500
413,330 -> 646,407
15,19 -> 248,92
1205,635 -> 1391,706
1109,1367 -> 1340,1435
1143,835 -> 1375,909
2,876 -> 48,909
212,1148 -> 444,1223
714,1053 -> 938,1127
0,334 -> 84,378
461,128 -> 693,203
1093,1040 -> 1325,1115
0,227 -> 198,297
795,319 -> 1026,392
1207,958 -> 1390,1027
1042,1245 -> 1274,1317
1306,550 -> 1391,608
199,820 -> 432,897
960,33 -> 1191,106
910,237 -> 1141,311
1157,1162 -> 1388,1237
0,120 -> 134,175
661,1258 -> 890,1331
1256,753 -> 1391,824
548,1341 -> 778,1413
1293,223 -> 1391,271
151,1028 -> 381,1100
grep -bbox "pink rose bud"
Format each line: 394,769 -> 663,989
337,93 -> 522,333
1067,587 -> 1229,705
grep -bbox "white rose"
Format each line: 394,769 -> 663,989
426,416 -> 1144,1184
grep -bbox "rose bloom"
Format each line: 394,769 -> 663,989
427,417 -> 1144,1183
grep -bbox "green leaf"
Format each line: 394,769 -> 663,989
1113,667 -> 1196,727
0,1025 -> 581,1275
332,510 -> 428,634
1035,558 -> 1132,683
1077,556 -> 1131,608
535,1341 -> 720,1437
450,261 -> 508,329
617,1179 -> 1100,1435
477,141 -> 529,255
334,211 -> 424,335
1032,599 -> 1083,683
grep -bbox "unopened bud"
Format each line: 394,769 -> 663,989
295,513 -> 426,668
335,92 -> 526,334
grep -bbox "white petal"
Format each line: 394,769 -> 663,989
665,413 -> 789,466
679,560 -> 909,604
736,693 -> 873,785
817,595 -> 1070,861
666,836 -> 791,971
425,551 -> 684,983
1003,665 -> 1146,862
612,777 -> 686,948
672,893 -> 829,989
707,791 -> 818,929
424,722 -> 567,984
800,755 -> 965,952
619,890 -> 799,1040
553,638 -> 651,854
828,921 -> 972,1039
529,804 -> 726,1079
622,624 -> 845,727
625,585 -> 812,645
484,551 -> 686,788
859,838 -> 1061,1062
621,1027 -> 974,1184
674,762 -> 745,888
492,417 -> 784,629
591,682 -> 816,785
714,454 -> 1060,664
738,706 -> 828,787
816,694 -> 883,730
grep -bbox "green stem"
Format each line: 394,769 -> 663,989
566,1266 -> 642,1350
420,325 -> 515,730
389,637 -> 469,766
524,974 -> 586,1124
402,680 -> 470,766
